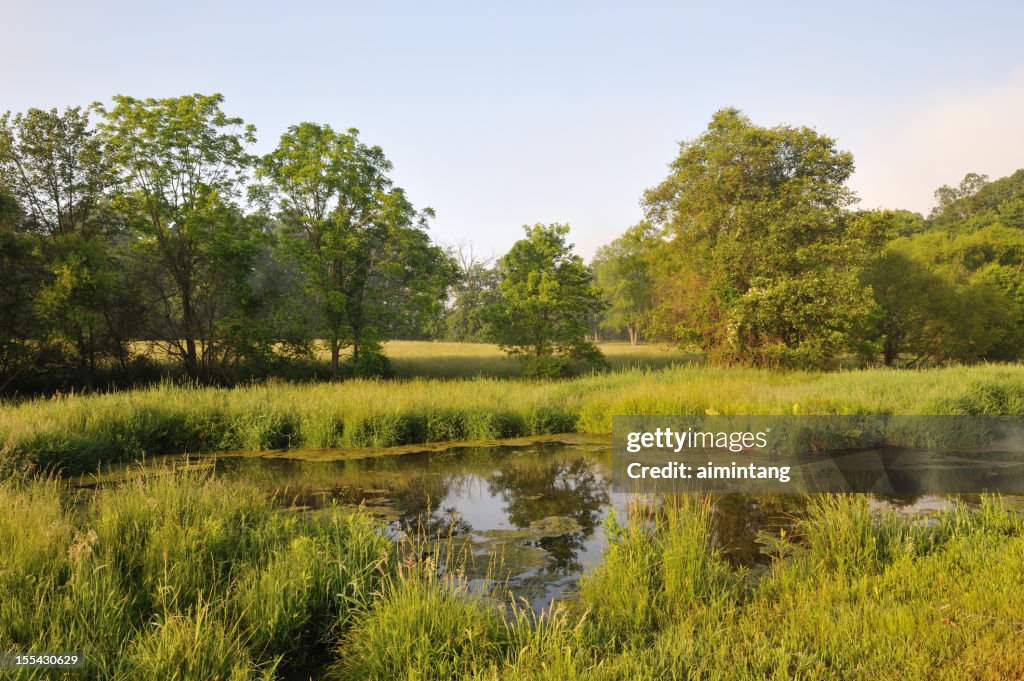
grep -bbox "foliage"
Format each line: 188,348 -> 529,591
864,172 -> 1024,364
643,108 -> 883,367
257,122 -> 457,377
445,244 -> 499,342
94,94 -> 271,381
0,192 -> 47,391
591,222 -> 660,344
0,106 -> 137,379
485,224 -> 607,377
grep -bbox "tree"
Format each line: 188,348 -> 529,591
257,122 -> 455,377
95,94 -> 267,381
643,108 -> 879,367
0,106 -> 135,376
484,224 -> 606,377
0,189 -> 47,392
882,170 -> 1024,363
931,172 -> 989,220
445,241 -> 497,342
591,222 -> 659,344
861,249 -> 956,365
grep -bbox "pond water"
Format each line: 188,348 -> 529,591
76,436 -> 1024,613
149,436 -> 1015,613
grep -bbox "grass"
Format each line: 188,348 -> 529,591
0,471 -> 391,680
377,340 -> 699,378
4,356 -> 1024,474
3,470 -> 1021,680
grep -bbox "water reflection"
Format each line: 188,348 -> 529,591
84,439 -> 1021,612
487,458 -> 608,573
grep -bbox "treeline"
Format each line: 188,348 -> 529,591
3,99 -> 1023,393
545,109 -> 1024,368
0,95 -> 459,393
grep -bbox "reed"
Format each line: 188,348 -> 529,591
4,363 -> 1024,475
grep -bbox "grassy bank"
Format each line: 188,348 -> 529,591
4,364 -> 1024,474
1,472 -> 1021,679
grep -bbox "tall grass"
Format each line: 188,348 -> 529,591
2,470 -> 1022,679
330,492 -> 1024,680
0,472 -> 391,680
5,363 -> 1024,474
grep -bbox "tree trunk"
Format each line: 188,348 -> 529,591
330,337 -> 340,378
628,324 -> 638,346
180,284 -> 200,379
883,337 -> 897,367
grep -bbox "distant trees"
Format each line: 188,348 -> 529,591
484,224 -> 606,377
865,171 -> 1024,365
3,94 -> 1024,391
591,222 -> 659,345
445,242 -> 497,342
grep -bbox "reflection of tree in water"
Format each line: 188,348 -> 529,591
712,494 -> 809,566
487,458 -> 609,573
400,502 -> 474,538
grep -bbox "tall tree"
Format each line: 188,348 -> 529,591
484,224 -> 606,377
95,94 -> 265,381
257,122 -> 455,377
0,106 -> 134,376
0,189 -> 47,392
591,222 -> 659,345
643,108 -> 879,367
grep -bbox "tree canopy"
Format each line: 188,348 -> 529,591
257,122 -> 457,377
484,224 -> 606,377
642,107 -> 881,367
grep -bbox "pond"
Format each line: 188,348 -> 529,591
76,436 -> 1024,614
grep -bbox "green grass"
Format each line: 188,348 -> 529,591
378,340 -> 699,378
3,471 -> 1021,680
0,472 -> 391,680
4,359 -> 1024,475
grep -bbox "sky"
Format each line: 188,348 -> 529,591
3,0 -> 1024,259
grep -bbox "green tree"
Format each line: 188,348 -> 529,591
484,224 -> 606,377
445,242 -> 498,342
862,249 -> 957,365
257,122 -> 455,377
643,108 -> 879,367
0,106 -> 136,377
931,172 -> 989,220
95,94 -> 268,381
591,222 -> 659,345
0,189 -> 47,392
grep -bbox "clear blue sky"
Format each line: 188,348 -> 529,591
4,0 -> 1024,258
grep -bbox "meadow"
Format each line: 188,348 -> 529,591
3,343 -> 1024,679
1,471 -> 1021,680
4,342 -> 1024,475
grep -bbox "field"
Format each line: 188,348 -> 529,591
380,340 -> 701,378
3,342 -> 1024,475
1,472 -> 1021,680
